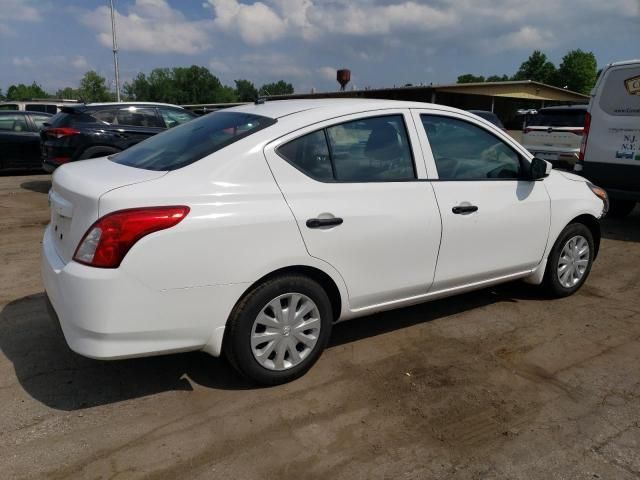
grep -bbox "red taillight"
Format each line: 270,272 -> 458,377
73,206 -> 190,268
578,112 -> 591,162
52,156 -> 70,165
45,127 -> 80,139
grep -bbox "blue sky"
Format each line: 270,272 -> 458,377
1,0 -> 638,94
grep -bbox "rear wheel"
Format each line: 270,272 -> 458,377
543,223 -> 594,298
224,274 -> 333,385
607,199 -> 636,218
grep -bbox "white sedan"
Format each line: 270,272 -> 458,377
42,99 -> 608,385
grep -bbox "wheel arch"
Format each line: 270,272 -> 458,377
568,213 -> 601,258
229,265 -> 344,325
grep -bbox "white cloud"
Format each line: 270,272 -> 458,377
70,56 -> 89,70
317,66 -> 335,81
81,0 -> 212,54
483,26 -> 555,52
209,0 -> 287,45
0,0 -> 41,22
12,57 -> 34,68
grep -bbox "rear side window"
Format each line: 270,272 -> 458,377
599,67 -> 640,116
30,114 -> 50,129
111,111 -> 276,171
26,104 -> 57,114
422,115 -> 521,180
0,104 -> 19,111
527,109 -> 586,127
278,130 -> 333,181
278,115 -> 416,182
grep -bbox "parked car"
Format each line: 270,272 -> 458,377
40,102 -> 197,172
0,99 -> 81,114
467,110 -> 506,130
575,59 -> 640,217
521,105 -> 588,169
42,99 -> 608,385
0,111 -> 51,171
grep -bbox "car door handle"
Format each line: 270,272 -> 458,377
452,205 -> 478,214
306,217 -> 343,228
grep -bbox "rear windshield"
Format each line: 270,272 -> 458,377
526,109 -> 586,127
110,111 -> 276,171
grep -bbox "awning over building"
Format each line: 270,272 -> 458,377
432,81 -> 588,102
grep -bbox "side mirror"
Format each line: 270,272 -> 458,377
530,157 -> 552,180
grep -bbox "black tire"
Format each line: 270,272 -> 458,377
79,146 -> 120,160
543,222 -> 595,298
224,274 -> 333,386
607,199 -> 636,218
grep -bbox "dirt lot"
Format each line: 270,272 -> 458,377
1,173 -> 639,479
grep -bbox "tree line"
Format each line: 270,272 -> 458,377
457,49 -> 599,95
0,65 -> 294,104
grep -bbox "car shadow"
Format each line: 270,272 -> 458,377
0,283 -> 546,411
20,179 -> 51,194
601,206 -> 640,242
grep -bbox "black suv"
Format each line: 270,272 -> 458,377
41,103 -> 196,172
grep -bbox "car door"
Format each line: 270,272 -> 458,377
412,110 -> 550,291
264,111 -> 442,311
0,114 -> 40,170
25,113 -> 50,168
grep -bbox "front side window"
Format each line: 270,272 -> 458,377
0,114 -> 28,132
159,108 -> 196,128
111,111 -> 276,171
421,115 -> 521,180
277,115 -> 416,182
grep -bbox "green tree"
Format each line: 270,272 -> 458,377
55,87 -> 81,100
486,74 -> 509,82
556,49 -> 598,94
457,74 -> 485,84
217,85 -> 238,103
78,71 -> 112,102
259,80 -> 294,96
512,50 -> 556,84
6,82 -> 49,100
235,79 -> 258,101
172,65 -> 223,104
123,73 -> 152,101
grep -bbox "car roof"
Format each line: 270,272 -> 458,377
85,102 -> 186,109
227,98 -> 460,119
539,105 -> 588,112
468,110 -> 498,116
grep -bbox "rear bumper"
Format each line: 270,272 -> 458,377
575,161 -> 640,201
525,146 -> 580,165
41,225 -> 247,359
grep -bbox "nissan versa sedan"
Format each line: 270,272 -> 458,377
42,99 -> 608,385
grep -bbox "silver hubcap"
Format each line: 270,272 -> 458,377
251,293 -> 321,371
557,235 -> 590,288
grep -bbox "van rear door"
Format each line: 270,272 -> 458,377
579,61 -> 640,200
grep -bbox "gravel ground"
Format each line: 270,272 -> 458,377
0,173 -> 639,479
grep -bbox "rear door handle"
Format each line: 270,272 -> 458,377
452,205 -> 478,214
306,217 -> 343,228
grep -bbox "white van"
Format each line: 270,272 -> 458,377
0,99 -> 81,115
575,59 -> 640,217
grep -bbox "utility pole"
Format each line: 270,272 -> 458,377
109,0 -> 121,101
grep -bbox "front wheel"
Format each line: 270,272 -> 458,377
543,223 -> 594,298
224,275 -> 333,385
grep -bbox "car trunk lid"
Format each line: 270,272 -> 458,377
49,158 -> 167,263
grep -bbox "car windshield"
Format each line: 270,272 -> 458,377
110,111 -> 276,171
527,109 -> 586,127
